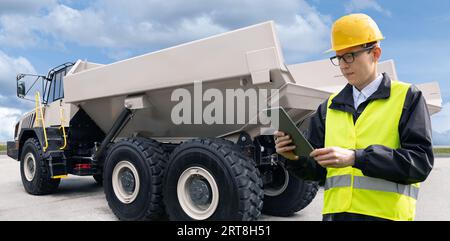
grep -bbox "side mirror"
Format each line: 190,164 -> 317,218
17,81 -> 26,98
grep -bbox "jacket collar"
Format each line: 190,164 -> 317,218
330,72 -> 391,112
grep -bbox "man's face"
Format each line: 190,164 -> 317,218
336,45 -> 380,89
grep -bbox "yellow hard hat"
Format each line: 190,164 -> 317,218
326,13 -> 384,53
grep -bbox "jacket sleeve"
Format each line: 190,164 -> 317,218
285,100 -> 328,182
353,85 -> 434,185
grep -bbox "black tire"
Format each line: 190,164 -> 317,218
163,138 -> 263,221
104,137 -> 167,221
20,138 -> 60,195
93,174 -> 103,185
262,172 -> 319,217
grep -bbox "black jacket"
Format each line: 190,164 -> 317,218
287,73 -> 434,185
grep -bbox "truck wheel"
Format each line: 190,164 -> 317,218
262,164 -> 319,217
20,138 -> 60,195
163,138 -> 263,221
104,137 -> 166,221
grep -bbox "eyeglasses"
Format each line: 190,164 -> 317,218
329,45 -> 375,66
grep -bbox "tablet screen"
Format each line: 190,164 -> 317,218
264,107 -> 314,158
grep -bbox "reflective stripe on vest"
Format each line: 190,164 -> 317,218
324,175 -> 419,200
323,80 -> 418,221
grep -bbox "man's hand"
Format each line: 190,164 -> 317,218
310,147 -> 355,168
274,131 -> 299,160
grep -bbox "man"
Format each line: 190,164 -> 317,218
274,13 -> 433,221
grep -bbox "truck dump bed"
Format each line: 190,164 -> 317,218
65,21 -> 290,103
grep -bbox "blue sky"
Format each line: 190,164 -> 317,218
0,0 -> 449,143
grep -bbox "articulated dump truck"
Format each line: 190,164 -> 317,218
7,21 -> 442,221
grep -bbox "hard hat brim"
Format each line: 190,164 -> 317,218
324,36 -> 385,54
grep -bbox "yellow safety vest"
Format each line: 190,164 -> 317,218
323,80 -> 419,221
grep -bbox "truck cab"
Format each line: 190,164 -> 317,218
8,62 -> 75,161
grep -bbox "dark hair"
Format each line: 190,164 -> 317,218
362,41 -> 378,48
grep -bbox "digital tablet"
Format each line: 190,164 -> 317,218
264,107 -> 314,158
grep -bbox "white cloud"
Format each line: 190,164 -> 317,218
41,5 -> 112,46
0,51 -> 34,140
432,102 -> 450,133
0,15 -> 42,48
345,0 -> 392,17
0,51 -> 36,96
0,106 -> 23,141
277,11 -> 331,61
0,0 -> 56,14
0,0 -> 331,61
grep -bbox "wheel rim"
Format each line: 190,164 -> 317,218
112,161 -> 140,204
23,152 -> 36,182
264,165 -> 289,197
177,166 -> 219,220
